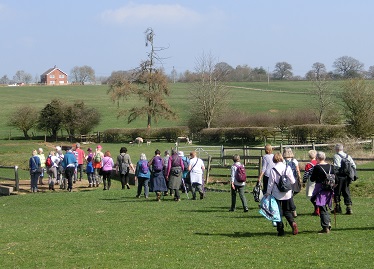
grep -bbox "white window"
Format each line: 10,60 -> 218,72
59,74 -> 65,78
50,80 -> 55,85
50,75 -> 55,78
59,80 -> 64,84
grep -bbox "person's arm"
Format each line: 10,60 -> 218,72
200,159 -> 205,171
266,169 -> 276,195
180,158 -> 184,171
258,156 -> 267,181
230,165 -> 236,189
166,157 -> 172,178
148,157 -> 154,167
348,155 -> 357,169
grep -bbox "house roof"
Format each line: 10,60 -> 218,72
41,66 -> 68,76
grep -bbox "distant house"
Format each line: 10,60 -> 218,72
40,66 -> 68,85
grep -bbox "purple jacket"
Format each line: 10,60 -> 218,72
311,183 -> 333,207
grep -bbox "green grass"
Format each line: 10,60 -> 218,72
0,183 -> 373,268
0,81 -> 336,139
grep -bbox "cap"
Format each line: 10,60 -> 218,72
97,145 -> 102,149
87,147 -> 92,152
178,151 -> 184,157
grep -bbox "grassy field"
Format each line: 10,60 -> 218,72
0,182 -> 373,268
0,81 -> 327,139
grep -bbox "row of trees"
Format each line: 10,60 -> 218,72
176,56 -> 374,82
8,99 -> 101,140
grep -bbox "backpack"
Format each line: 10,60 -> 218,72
120,155 -> 129,175
152,156 -> 163,172
320,165 -> 336,191
182,156 -> 189,172
302,162 -> 315,183
140,160 -> 149,174
287,159 -> 299,180
45,156 -> 52,167
234,164 -> 247,183
94,153 -> 102,163
338,153 -> 355,181
273,166 -> 292,192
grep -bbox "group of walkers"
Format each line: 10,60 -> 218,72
253,143 -> 356,236
29,142 -> 356,235
28,144 -> 206,202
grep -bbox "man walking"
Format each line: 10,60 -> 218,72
62,147 -> 78,192
333,143 -> 356,215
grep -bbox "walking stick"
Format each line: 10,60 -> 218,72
181,178 -> 189,199
333,192 -> 337,229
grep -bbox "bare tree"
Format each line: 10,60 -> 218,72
273,62 -> 293,80
70,65 -> 95,84
307,62 -> 335,124
8,105 -> 39,139
333,56 -> 364,78
367,65 -> 374,79
13,70 -> 32,84
0,75 -> 10,85
108,28 -> 175,128
188,52 -> 230,128
341,79 -> 374,138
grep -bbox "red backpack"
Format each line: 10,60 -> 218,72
234,164 -> 247,182
45,156 -> 52,167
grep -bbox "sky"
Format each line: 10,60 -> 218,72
1,0 -> 374,79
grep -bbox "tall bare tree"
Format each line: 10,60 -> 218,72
307,62 -> 334,124
333,56 -> 364,78
108,28 -> 175,128
188,52 -> 230,128
71,65 -> 95,84
273,62 -> 293,80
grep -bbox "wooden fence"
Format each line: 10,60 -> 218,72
0,166 -> 20,191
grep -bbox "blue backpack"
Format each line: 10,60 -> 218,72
287,159 -> 299,180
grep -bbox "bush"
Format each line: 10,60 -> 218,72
289,124 -> 347,143
200,127 -> 276,143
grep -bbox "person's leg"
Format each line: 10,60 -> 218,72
144,179 -> 149,198
136,178 -> 143,197
73,168 -> 77,183
276,200 -> 285,236
195,183 -> 204,199
333,178 -> 343,213
120,174 -> 125,189
191,183 -> 197,200
78,164 -> 83,180
230,186 -> 237,211
238,185 -> 248,211
174,188 -> 180,200
341,178 -> 352,214
262,176 -> 269,194
38,169 -> 44,185
66,168 -> 74,191
107,176 -> 111,190
102,173 -> 107,190
125,170 -> 130,189
282,199 -> 297,235
318,205 -> 331,233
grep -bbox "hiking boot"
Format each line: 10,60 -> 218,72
200,192 -> 204,200
229,208 -> 235,212
292,222 -> 298,235
346,206 -> 353,215
126,184 -> 130,189
277,230 -> 285,236
318,227 -> 330,234
334,204 -> 342,214
244,207 -> 249,213
312,207 -> 320,216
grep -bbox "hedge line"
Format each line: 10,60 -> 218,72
289,124 -> 347,143
103,127 -> 189,142
199,127 -> 277,142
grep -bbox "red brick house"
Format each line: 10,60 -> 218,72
40,66 -> 68,85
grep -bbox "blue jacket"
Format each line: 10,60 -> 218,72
135,160 -> 151,179
29,156 -> 41,171
61,151 -> 77,169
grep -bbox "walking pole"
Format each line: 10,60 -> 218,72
181,178 -> 189,199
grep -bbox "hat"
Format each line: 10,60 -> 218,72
87,148 -> 92,152
56,146 -> 61,151
178,151 -> 184,157
97,145 -> 102,149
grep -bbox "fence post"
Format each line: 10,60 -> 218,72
205,156 -> 212,184
242,146 -> 246,166
280,143 -> 283,153
372,138 -> 374,151
312,142 -> 315,150
220,145 -> 225,166
14,166 -> 19,191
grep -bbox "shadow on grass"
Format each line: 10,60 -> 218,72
195,231 -> 275,237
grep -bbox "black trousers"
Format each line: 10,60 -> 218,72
334,176 -> 352,206
276,199 -> 295,232
64,167 -> 75,190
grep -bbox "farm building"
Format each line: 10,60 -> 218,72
40,66 -> 68,85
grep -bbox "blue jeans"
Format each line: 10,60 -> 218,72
137,177 -> 150,197
30,172 -> 39,191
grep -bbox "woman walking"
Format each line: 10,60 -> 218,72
46,150 -> 59,191
135,153 -> 151,198
304,150 -> 318,215
310,151 -> 335,234
283,147 -> 301,217
86,148 -> 94,187
229,154 -> 248,212
149,149 -> 168,201
166,150 -> 184,201
258,144 -> 275,195
116,147 -> 135,190
101,151 -> 115,190
29,150 -> 41,193
266,152 -> 298,236
188,151 -> 205,200
93,145 -> 104,187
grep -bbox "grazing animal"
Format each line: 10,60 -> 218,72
135,137 -> 143,146
146,141 -> 151,146
177,136 -> 190,145
187,140 -> 192,145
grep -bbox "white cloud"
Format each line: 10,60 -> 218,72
101,3 -> 202,25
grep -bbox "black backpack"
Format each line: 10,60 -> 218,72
273,166 -> 292,192
320,165 -> 336,191
338,153 -> 355,181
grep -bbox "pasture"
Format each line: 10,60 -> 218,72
0,182 -> 373,268
0,81 -> 330,139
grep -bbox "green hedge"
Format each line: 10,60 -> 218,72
103,127 -> 189,143
289,124 -> 347,143
200,127 -> 276,143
